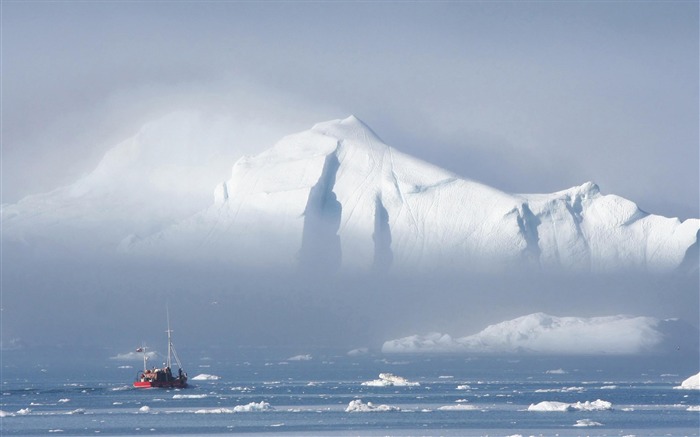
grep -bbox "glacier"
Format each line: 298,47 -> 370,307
118,115 -> 698,274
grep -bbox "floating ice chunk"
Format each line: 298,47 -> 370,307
65,408 -> 85,415
0,410 -> 12,417
361,373 -> 419,387
233,401 -> 273,412
287,354 -> 312,361
571,399 -> 613,411
192,374 -> 220,381
456,384 -> 472,390
437,404 -> 479,411
345,399 -> 400,412
675,372 -> 700,389
528,401 -> 572,412
574,419 -> 604,427
138,406 -> 150,413
546,368 -> 567,374
16,408 -> 31,415
173,394 -> 207,399
687,405 -> 700,411
58,398 -> 70,403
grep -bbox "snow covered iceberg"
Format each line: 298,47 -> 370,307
382,313 -> 687,355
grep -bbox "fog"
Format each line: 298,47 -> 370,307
2,2 -> 698,363
3,1 -> 698,218
3,244 -> 698,359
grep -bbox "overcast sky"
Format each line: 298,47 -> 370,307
2,1 -> 698,219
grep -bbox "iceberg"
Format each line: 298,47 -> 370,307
675,372 -> 700,390
382,313 -> 677,355
111,115 -> 697,274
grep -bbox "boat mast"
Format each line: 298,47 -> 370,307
166,307 -> 172,369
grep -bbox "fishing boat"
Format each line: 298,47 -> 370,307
133,312 -> 188,388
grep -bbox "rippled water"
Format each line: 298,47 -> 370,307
2,350 -> 698,436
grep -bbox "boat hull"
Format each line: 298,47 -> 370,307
133,379 -> 187,389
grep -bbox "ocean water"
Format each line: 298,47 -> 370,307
1,349 -> 698,436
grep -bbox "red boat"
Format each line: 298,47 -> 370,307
133,313 -> 188,389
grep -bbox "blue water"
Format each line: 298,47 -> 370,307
2,349 -> 699,436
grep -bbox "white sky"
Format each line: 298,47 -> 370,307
2,1 -> 698,219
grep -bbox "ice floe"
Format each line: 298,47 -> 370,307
528,399 -> 612,412
345,399 -> 400,412
361,373 -> 419,387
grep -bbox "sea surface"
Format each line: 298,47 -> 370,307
2,348 -> 699,436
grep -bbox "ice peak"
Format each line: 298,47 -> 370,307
578,181 -> 600,196
311,115 -> 383,145
549,181 -> 600,201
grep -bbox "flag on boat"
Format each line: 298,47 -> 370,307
136,347 -> 144,352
